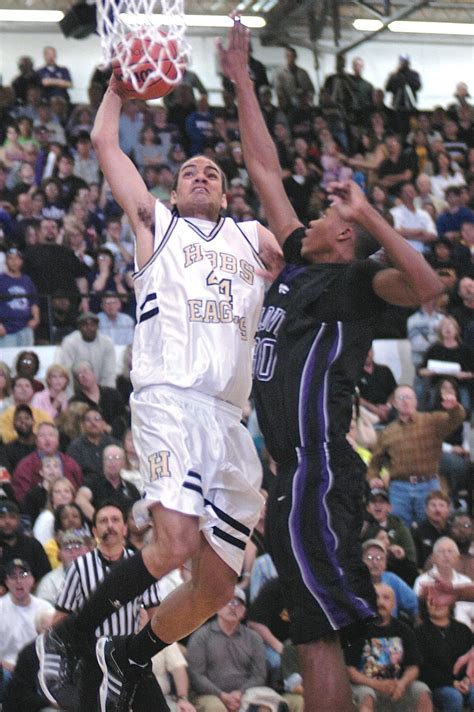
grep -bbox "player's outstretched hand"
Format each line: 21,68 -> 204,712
108,74 -> 130,102
217,15 -> 250,84
327,180 -> 368,223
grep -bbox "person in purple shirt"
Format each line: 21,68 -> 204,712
0,247 -> 39,347
36,46 -> 72,104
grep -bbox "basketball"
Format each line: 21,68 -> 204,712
112,33 -> 181,101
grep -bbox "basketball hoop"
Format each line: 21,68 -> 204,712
96,0 -> 190,95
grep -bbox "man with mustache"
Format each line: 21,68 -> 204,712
43,502 -> 166,711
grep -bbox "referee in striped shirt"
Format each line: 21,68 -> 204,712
48,500 -> 168,710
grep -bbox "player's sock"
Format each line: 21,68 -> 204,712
126,621 -> 169,665
73,551 -> 157,638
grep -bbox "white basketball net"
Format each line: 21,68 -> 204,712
96,0 -> 190,94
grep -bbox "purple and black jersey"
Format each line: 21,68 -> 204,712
253,227 -> 386,463
254,227 -> 386,642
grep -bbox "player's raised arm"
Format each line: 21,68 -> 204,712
91,80 -> 156,267
218,19 -> 301,246
328,180 -> 445,306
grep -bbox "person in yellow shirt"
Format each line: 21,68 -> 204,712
0,376 -> 52,444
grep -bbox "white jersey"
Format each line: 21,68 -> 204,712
131,201 -> 265,409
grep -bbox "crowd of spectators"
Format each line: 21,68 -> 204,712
0,42 -> 473,711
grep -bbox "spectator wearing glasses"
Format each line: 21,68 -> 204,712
367,384 -> 464,527
36,528 -> 91,606
76,444 -> 140,520
361,539 -> 419,623
0,559 -> 54,702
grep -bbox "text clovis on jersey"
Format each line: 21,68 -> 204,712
253,305 -> 286,382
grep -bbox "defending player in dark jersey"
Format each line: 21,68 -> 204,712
219,19 -> 444,712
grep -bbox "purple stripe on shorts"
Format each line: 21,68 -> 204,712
290,323 -> 373,628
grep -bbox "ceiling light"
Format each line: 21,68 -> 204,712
353,18 -> 474,34
120,13 -> 266,28
353,19 -> 383,31
0,9 -> 64,22
389,20 -> 474,34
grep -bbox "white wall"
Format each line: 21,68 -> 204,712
0,27 -> 473,109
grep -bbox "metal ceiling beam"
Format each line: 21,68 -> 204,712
331,0 -> 342,44
261,0 -> 313,42
351,0 -> 385,18
337,0 -> 431,54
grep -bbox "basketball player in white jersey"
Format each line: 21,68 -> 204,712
37,76 -> 282,711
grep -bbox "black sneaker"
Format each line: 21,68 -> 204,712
96,636 -> 148,712
36,627 -> 79,706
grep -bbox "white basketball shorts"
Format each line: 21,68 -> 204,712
130,385 -> 264,574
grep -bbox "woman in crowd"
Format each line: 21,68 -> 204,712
33,476 -> 77,545
0,362 -> 13,414
344,132 -> 387,187
62,218 -> 95,270
88,247 -> 128,312
120,428 -> 144,494
367,183 -> 393,224
431,151 -> 466,200
41,177 -> 66,221
22,454 -> 63,526
31,363 -> 70,420
418,315 -> 473,410
44,502 -> 89,569
431,378 -> 471,507
0,124 -> 25,168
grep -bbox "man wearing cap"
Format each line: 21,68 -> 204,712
0,558 -> 52,701
36,529 -> 91,606
0,500 -> 51,584
365,488 -> 417,564
4,404 -> 36,473
0,246 -> 39,347
367,384 -> 465,528
362,539 -> 419,623
59,312 -> 116,388
0,558 -> 54,701
187,586 -> 286,712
